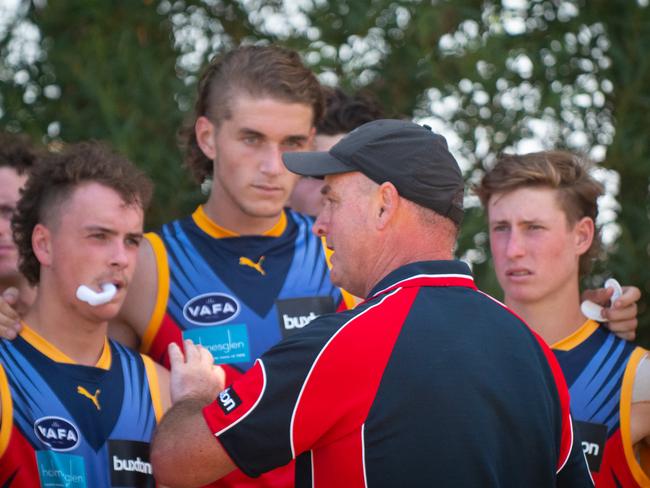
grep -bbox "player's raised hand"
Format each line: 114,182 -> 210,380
582,285 -> 641,341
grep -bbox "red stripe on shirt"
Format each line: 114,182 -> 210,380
311,425 -> 367,487
291,286 -> 418,459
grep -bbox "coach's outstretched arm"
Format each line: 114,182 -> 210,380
152,341 -> 231,487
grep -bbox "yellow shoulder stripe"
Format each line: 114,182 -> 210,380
140,233 -> 170,355
620,347 -> 650,485
141,354 -> 163,422
0,363 -> 13,458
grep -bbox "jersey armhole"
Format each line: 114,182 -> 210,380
619,347 -> 650,485
141,354 -> 164,422
0,363 -> 13,458
140,232 -> 170,355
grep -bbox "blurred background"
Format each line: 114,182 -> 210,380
1,0 -> 648,345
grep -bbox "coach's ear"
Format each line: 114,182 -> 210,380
32,223 -> 53,267
196,116 -> 218,161
574,216 -> 595,256
376,182 -> 399,230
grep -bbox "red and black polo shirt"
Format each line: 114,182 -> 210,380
203,260 -> 592,487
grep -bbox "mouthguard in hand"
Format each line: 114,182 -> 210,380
76,283 -> 117,306
580,278 -> 622,322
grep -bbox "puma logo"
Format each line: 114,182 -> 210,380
239,256 -> 266,276
77,386 -> 101,410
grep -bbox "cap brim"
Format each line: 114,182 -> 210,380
283,151 -> 353,177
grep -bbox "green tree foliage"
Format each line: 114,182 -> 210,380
1,0 -> 648,344
0,0 -> 200,226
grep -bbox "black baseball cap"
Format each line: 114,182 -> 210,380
283,119 -> 464,224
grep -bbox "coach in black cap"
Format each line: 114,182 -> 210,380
284,119 -> 464,225
282,119 -> 466,298
152,119 -> 592,487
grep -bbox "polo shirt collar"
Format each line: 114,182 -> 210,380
367,260 -> 476,300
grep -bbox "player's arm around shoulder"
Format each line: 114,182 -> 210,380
109,237 -> 159,349
582,285 -> 641,341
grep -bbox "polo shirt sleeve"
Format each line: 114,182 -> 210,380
201,314 -> 342,477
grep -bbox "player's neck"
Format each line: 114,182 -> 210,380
505,283 -> 586,345
23,289 -> 108,367
203,194 -> 284,236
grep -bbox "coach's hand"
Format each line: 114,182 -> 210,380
168,339 -> 225,405
0,287 -> 22,340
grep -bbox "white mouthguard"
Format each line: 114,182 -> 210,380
76,283 -> 118,306
580,278 -> 622,322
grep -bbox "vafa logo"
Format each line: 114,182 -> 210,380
34,416 -> 80,451
183,293 -> 240,325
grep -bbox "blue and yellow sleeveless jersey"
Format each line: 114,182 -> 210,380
140,206 -> 353,376
553,320 -> 650,486
140,207 -> 353,488
0,324 -> 162,487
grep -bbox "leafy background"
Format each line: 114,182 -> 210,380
1,0 -> 648,345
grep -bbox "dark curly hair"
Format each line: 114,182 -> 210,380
0,132 -> 40,175
316,87 -> 384,136
12,141 -> 153,285
474,150 -> 603,276
180,44 -> 324,183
